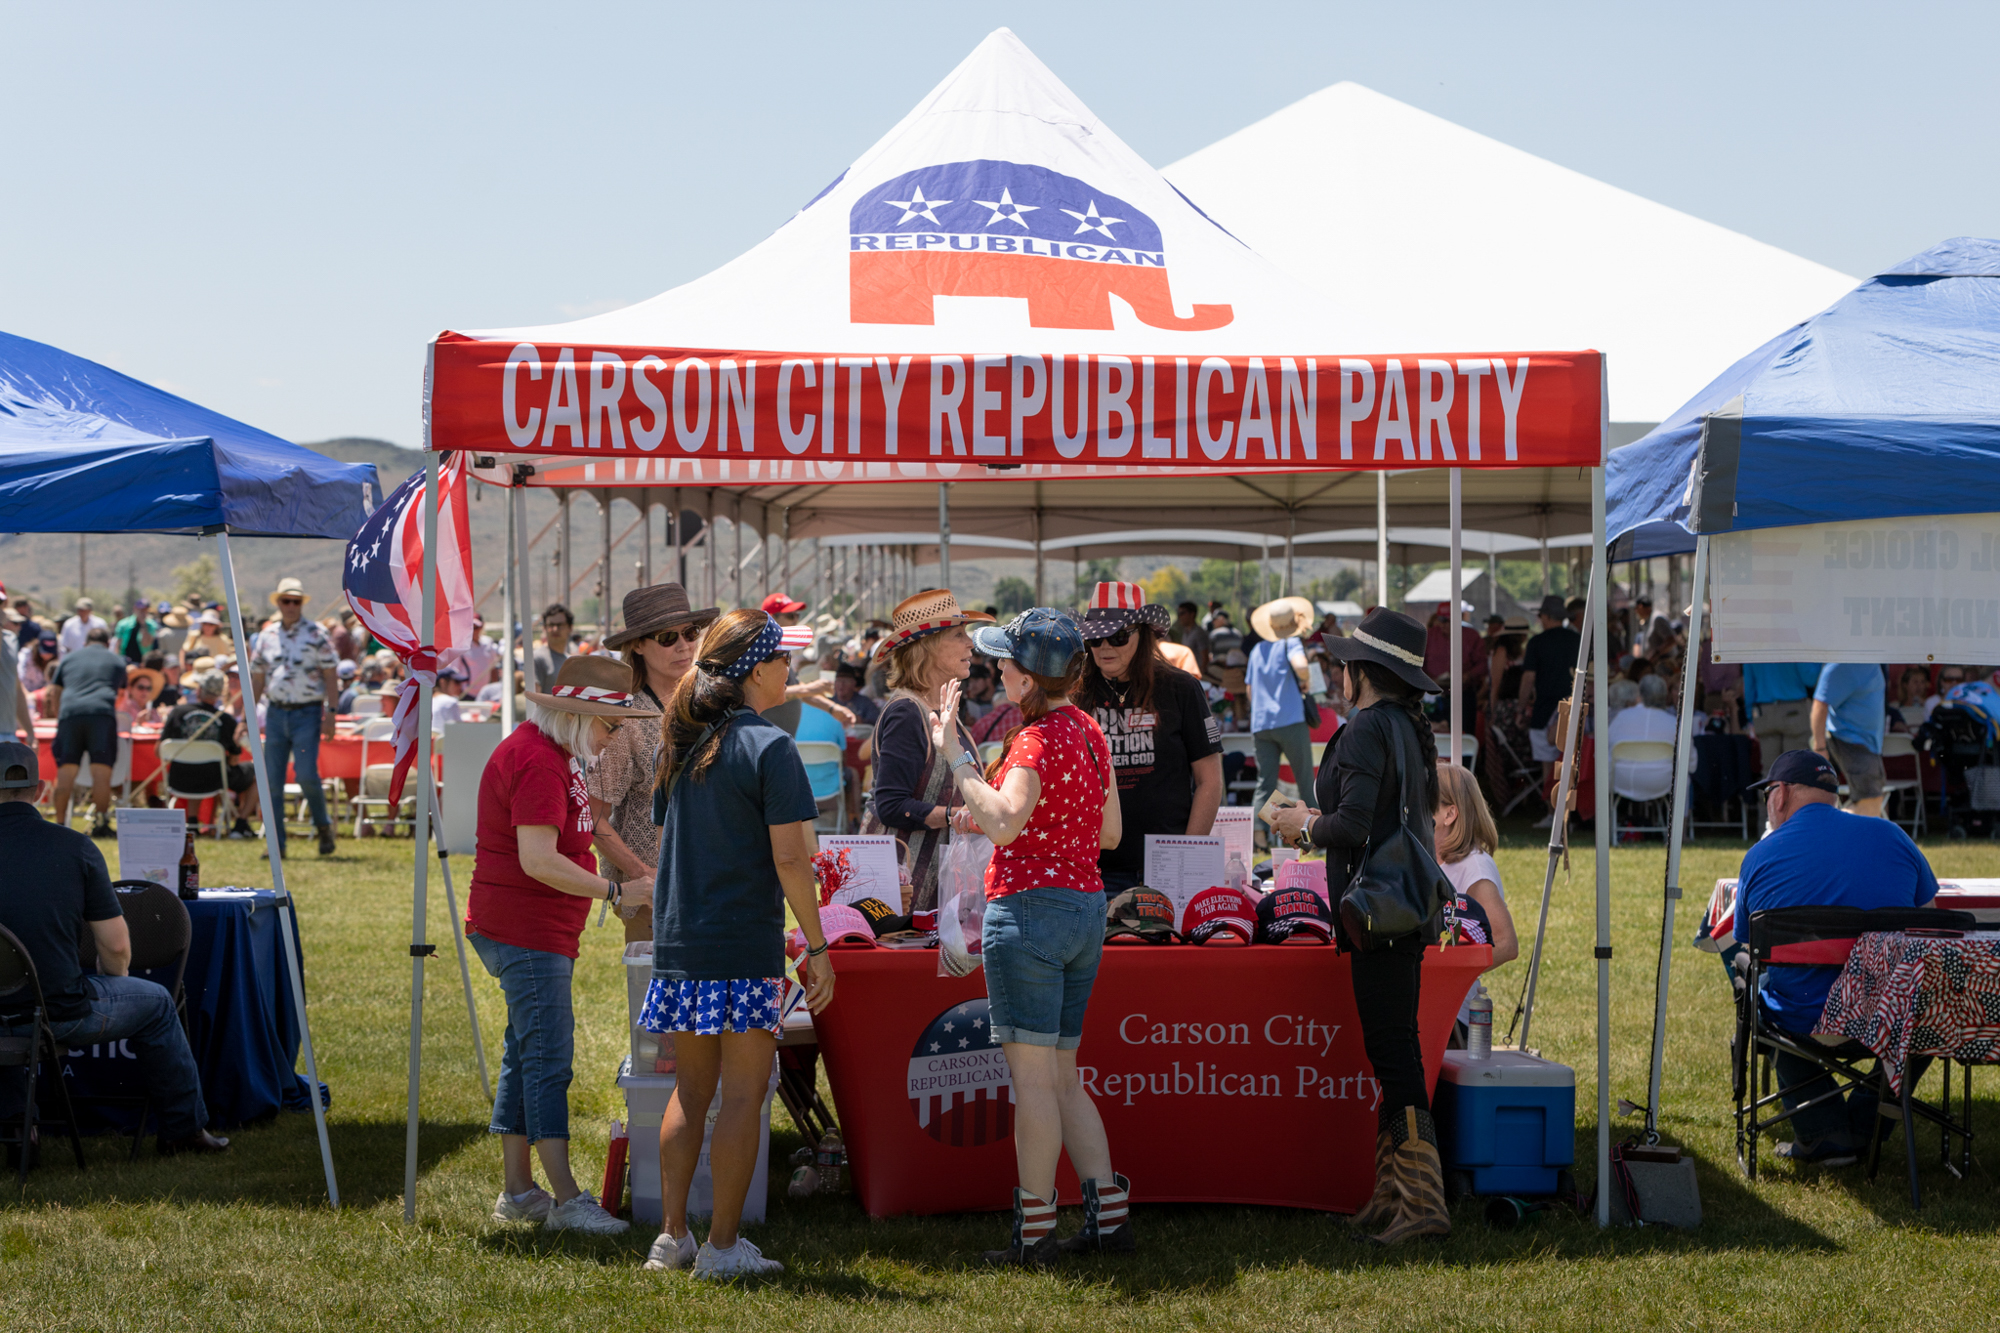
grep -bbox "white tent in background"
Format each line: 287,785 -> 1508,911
1162,82 -> 1857,426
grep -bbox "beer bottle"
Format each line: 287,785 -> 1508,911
178,828 -> 201,901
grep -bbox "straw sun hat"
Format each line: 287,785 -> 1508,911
872,589 -> 993,663
1250,596 -> 1316,642
525,656 -> 663,718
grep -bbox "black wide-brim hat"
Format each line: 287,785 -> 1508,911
1322,607 -> 1440,695
604,582 -> 720,649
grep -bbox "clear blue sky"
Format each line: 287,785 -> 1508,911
4,1 -> 1994,447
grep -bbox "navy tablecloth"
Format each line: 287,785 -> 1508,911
65,888 -> 319,1133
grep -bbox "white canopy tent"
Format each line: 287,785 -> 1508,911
418,29 -> 1619,1223
1162,81 -> 1857,426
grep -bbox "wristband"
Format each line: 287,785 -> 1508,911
806,940 -> 830,957
604,879 -> 621,906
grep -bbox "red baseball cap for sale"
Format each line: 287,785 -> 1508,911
1182,886 -> 1257,945
761,592 -> 807,615
1256,885 -> 1334,944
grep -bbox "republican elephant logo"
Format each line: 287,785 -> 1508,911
849,159 -> 1233,333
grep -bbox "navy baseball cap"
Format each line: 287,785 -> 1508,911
1746,749 -> 1841,794
0,740 -> 39,790
969,607 -> 1084,679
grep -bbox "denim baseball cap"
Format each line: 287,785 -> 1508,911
969,607 -> 1083,678
1745,749 -> 1841,794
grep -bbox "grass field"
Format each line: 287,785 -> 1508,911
5,826 -> 2000,1331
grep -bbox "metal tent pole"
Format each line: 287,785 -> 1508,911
1032,507 -> 1045,604
1510,559 -> 1599,1052
558,492 -> 572,621
1643,535 -> 1708,1143
1376,471 -> 1389,608
599,490 -> 613,640
1284,508 -> 1296,595
403,451 -> 443,1222
215,531 -> 338,1208
500,483 -> 517,735
732,497 -> 744,607
514,479 -> 537,695
640,494 -> 653,590
1591,463 -> 1613,1228
780,507 -> 792,596
938,482 -> 952,589
704,490 -> 717,607
1449,469 -> 1462,768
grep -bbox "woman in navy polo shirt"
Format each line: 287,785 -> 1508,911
640,609 -> 836,1280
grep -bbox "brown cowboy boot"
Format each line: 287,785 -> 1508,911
1348,1130 -> 1399,1231
1370,1107 -> 1452,1246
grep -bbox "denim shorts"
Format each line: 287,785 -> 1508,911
469,931 -> 576,1142
981,888 -> 1106,1050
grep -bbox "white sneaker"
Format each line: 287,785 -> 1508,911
1531,811 -> 1556,829
543,1191 -> 631,1235
492,1187 -> 554,1223
643,1229 -> 698,1271
693,1237 -> 784,1279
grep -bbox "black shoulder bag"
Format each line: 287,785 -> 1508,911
1337,719 -> 1452,948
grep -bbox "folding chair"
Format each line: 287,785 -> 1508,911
0,924 -> 88,1185
1733,904 -> 1975,1207
1610,740 -> 1678,841
1219,733 -> 1258,805
1486,723 -> 1546,819
157,737 -> 235,836
1880,732 -> 1927,838
349,694 -> 385,717
349,717 -> 414,836
69,883 -> 192,1159
795,740 -> 848,833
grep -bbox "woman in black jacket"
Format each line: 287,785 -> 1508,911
1268,606 -> 1448,1246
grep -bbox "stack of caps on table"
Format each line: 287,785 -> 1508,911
1104,871 -> 1333,946
814,898 -> 936,947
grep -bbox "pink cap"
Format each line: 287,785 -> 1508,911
818,903 -> 878,946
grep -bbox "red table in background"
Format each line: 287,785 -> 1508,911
813,943 -> 1488,1218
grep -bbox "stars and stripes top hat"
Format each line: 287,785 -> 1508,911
1078,580 -> 1171,639
524,655 -> 663,717
1321,606 -> 1440,695
873,589 -> 993,663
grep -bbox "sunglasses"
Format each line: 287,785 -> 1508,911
651,625 -> 703,646
278,598 -> 303,607
598,718 -> 625,735
1085,628 -> 1134,649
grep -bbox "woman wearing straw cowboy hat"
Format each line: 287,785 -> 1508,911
1075,582 -> 1223,896
468,655 -> 659,1237
1265,606 -> 1449,1245
588,583 -> 718,945
862,589 -> 991,912
1246,595 -> 1318,850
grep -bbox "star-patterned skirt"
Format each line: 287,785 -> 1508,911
639,977 -> 785,1038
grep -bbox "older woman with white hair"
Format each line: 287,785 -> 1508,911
466,656 -> 659,1235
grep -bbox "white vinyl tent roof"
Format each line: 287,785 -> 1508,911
1162,82 -> 1857,425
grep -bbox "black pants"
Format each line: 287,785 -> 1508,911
1342,929 -> 1429,1128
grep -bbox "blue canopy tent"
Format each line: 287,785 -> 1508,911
1605,238 -> 2000,1154
0,328 -> 379,1206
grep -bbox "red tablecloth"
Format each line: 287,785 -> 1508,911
1816,930 -> 2000,1094
813,942 -> 1488,1217
37,723 -> 383,787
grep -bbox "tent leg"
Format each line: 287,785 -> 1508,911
1376,471 -> 1389,608
1509,560 -> 1598,1051
1644,535 -> 1708,1143
500,482 -> 517,734
427,774 -> 490,1103
1449,469 -> 1462,768
215,531 -> 338,1209
1591,463 -> 1612,1227
514,480 -> 537,695
938,482 -> 952,589
404,453 -> 442,1223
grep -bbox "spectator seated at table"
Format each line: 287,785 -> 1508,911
162,671 -> 260,837
1608,673 -> 1686,803
431,665 -> 467,726
1734,750 -> 1938,1166
0,740 -> 228,1156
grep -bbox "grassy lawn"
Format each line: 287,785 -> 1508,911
5,825 -> 2000,1331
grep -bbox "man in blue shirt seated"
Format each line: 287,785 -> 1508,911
1735,750 -> 1938,1165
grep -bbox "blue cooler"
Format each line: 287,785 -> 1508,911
1433,1049 -> 1574,1196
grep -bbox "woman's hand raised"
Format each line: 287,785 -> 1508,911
930,678 -> 964,753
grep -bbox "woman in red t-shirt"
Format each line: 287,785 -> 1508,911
466,656 -> 660,1236
937,608 -> 1126,1266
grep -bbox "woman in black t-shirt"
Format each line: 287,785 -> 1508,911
1074,582 -> 1223,894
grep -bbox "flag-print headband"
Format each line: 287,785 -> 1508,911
703,615 -> 794,681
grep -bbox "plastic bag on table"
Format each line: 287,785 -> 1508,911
936,833 -> 994,978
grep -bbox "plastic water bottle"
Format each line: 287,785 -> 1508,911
1225,852 -> 1247,893
816,1129 -> 845,1194
1467,981 -> 1493,1059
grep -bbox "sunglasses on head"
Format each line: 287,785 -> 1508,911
650,625 -> 703,646
1085,627 -> 1134,649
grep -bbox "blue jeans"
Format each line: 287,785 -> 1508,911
982,889 -> 1105,1050
1774,1033 -> 1901,1150
262,702 -> 331,848
470,932 -> 575,1142
1253,721 -> 1316,844
0,976 -> 208,1141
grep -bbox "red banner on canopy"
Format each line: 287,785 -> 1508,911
428,336 -> 1603,472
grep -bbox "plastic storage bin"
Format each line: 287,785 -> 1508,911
625,951 -> 674,1075
1432,1049 -> 1575,1196
619,1056 -> 778,1226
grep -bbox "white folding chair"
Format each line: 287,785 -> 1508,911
794,740 -> 848,834
349,716 -> 413,836
1610,739 -> 1680,840
1880,732 -> 1927,837
978,741 -> 1005,768
156,737 -> 236,836
349,694 -> 385,717
1220,732 -> 1259,805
